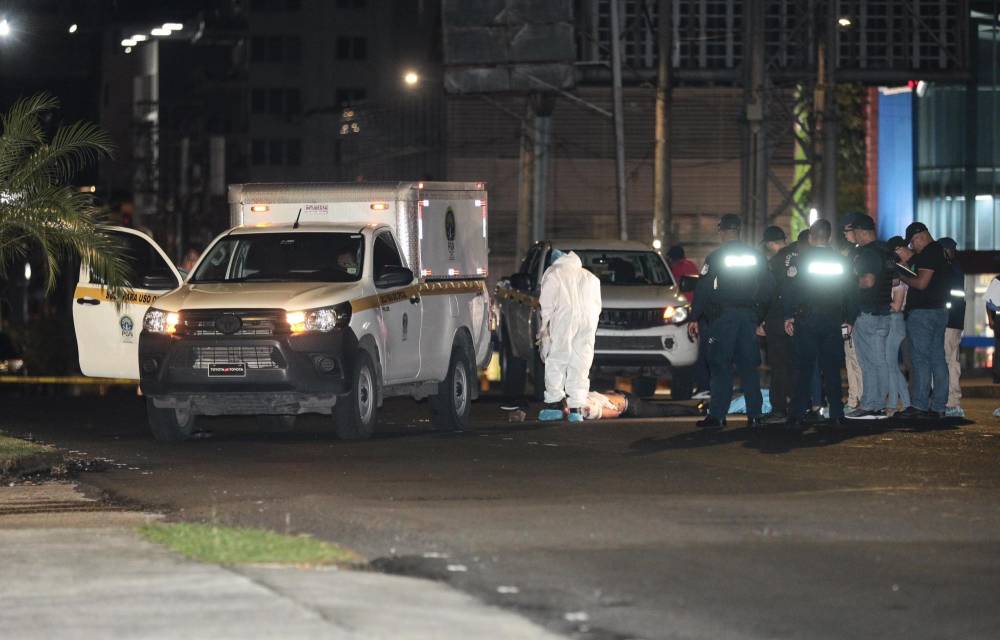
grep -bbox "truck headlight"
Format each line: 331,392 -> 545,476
663,305 -> 689,325
144,308 -> 179,334
287,302 -> 352,334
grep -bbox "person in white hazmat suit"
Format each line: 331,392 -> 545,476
537,250 -> 603,422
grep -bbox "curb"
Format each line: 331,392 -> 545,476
0,450 -> 65,480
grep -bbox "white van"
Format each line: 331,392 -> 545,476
73,182 -> 492,441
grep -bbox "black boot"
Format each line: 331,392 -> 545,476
696,416 -> 726,429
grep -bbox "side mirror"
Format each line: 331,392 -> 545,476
142,274 -> 179,290
375,265 -> 414,289
509,273 -> 532,291
679,275 -> 699,293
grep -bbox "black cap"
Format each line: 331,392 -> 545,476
905,221 -> 929,242
718,213 -> 742,230
852,214 -> 876,231
666,244 -> 685,261
939,236 -> 957,251
886,236 -> 908,252
761,226 -> 786,243
840,212 -> 863,230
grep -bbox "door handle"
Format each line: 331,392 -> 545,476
76,297 -> 100,306
410,294 -> 421,304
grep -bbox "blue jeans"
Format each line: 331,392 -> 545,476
885,313 -> 910,411
906,308 -> 949,412
853,313 -> 891,411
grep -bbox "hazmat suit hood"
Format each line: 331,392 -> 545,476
550,250 -> 582,270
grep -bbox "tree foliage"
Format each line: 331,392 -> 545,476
0,93 -> 129,297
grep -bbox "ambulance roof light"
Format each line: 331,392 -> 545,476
250,205 -> 269,212
371,202 -> 388,210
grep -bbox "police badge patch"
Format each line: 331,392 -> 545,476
787,266 -> 798,277
700,263 -> 710,276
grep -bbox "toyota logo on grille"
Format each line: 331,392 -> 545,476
215,314 -> 242,335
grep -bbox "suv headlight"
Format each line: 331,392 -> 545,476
144,308 -> 179,334
662,305 -> 689,325
287,302 -> 352,334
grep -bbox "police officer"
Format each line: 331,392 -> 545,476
761,225 -> 799,425
783,219 -> 854,430
689,214 -> 774,429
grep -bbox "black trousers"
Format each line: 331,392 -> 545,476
765,314 -> 793,414
792,314 -> 845,420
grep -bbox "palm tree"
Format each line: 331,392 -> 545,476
0,93 -> 129,298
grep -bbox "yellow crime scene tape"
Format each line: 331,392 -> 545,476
0,375 -> 135,385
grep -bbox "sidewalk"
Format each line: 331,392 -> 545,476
0,484 -> 562,640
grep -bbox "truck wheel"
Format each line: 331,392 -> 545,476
633,376 -> 659,398
530,349 -> 546,402
256,415 -> 297,432
670,367 -> 694,401
431,345 -> 473,431
146,398 -> 196,442
500,327 -> 527,397
334,350 -> 378,441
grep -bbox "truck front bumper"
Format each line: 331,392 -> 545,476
139,328 -> 360,413
592,323 -> 697,376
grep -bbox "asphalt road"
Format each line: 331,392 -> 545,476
3,390 -> 1000,640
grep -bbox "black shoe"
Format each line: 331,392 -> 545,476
696,416 -> 726,429
894,406 -> 926,420
802,409 -> 823,425
747,416 -> 765,429
761,411 -> 787,426
923,410 -> 943,420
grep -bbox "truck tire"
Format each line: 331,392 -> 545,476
256,415 -> 297,432
431,344 -> 473,431
500,326 -> 527,397
632,376 -> 659,398
146,398 -> 196,442
670,367 -> 694,401
530,349 -> 546,401
334,350 -> 378,441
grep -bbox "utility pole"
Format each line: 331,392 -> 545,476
531,94 -> 555,244
516,99 -> 535,261
819,2 -> 839,224
742,0 -> 767,242
653,0 -> 673,250
609,0 -> 629,240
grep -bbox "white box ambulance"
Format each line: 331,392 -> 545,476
72,182 -> 492,441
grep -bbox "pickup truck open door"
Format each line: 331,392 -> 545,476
73,227 -> 183,379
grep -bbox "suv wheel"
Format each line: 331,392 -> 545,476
632,376 -> 659,398
146,398 -> 196,442
500,326 -> 527,397
334,350 -> 378,440
431,344 -> 473,431
670,367 -> 694,401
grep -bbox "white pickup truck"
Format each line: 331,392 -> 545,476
72,182 -> 492,441
494,240 -> 697,399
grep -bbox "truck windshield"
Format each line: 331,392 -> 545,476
192,233 -> 365,283
569,250 -> 674,287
